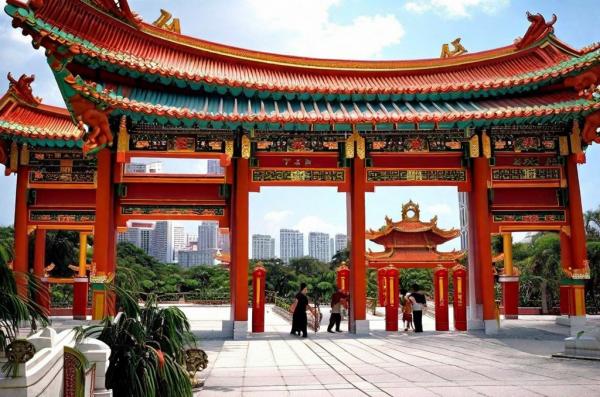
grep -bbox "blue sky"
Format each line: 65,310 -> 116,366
0,0 -> 599,255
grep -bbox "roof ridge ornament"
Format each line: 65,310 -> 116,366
440,38 -> 467,58
7,73 -> 41,106
515,12 -> 557,50
152,9 -> 181,34
401,200 -> 420,221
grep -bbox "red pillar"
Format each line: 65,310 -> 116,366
13,166 -> 29,298
91,149 -> 116,320
346,156 -> 367,333
384,266 -> 399,331
33,229 -> 50,315
73,232 -> 89,320
336,264 -> 350,293
434,266 -> 449,331
559,230 -> 573,315
452,265 -> 467,331
252,265 -> 266,333
377,267 -> 387,307
230,157 -> 249,326
500,279 -> 519,319
500,233 -> 519,319
471,156 -> 496,332
565,154 -> 587,317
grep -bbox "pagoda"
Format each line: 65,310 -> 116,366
366,200 -> 465,269
366,201 -> 466,331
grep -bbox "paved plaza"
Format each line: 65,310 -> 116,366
184,305 -> 600,396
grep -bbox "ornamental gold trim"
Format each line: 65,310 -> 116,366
570,120 -> 582,154
469,135 -> 480,158
20,143 -> 29,166
482,131 -> 491,159
241,135 -> 251,159
558,135 -> 569,156
225,140 -> 234,158
116,115 -> 129,163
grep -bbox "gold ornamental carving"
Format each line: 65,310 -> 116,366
241,135 -> 251,159
469,135 -> 480,158
482,131 -> 491,159
116,115 -> 129,163
440,38 -> 468,58
558,135 -> 569,156
19,143 -> 29,165
225,140 -> 234,158
152,9 -> 181,34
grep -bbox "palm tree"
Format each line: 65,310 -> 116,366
75,296 -> 195,397
0,259 -> 49,357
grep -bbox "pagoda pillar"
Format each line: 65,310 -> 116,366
229,156 -> 249,339
465,191 -> 484,329
559,229 -> 573,316
499,233 -> 519,319
73,232 -> 89,320
33,229 -> 50,315
452,265 -> 467,331
434,266 -> 449,331
91,148 -> 116,320
336,263 -> 350,293
346,156 -> 369,334
251,264 -> 266,333
471,156 -> 497,334
377,267 -> 387,306
14,165 -> 29,299
384,266 -> 399,331
563,154 -> 588,333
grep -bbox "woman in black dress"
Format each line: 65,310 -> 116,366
290,283 -> 315,337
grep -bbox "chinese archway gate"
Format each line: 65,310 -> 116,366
0,0 -> 597,336
366,201 -> 466,331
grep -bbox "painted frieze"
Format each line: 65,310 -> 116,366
29,210 -> 96,223
121,205 -> 225,216
366,169 -> 467,183
251,169 -> 345,182
492,210 -> 566,223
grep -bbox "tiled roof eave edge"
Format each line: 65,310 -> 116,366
7,3 -> 600,102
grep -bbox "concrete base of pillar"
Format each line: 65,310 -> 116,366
484,319 -> 499,335
351,320 -> 370,335
222,320 -> 233,338
467,304 -> 484,330
233,320 -> 248,340
467,319 -> 484,330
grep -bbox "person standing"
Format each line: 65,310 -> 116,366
409,284 -> 427,333
290,283 -> 316,338
327,288 -> 348,333
400,288 -> 413,332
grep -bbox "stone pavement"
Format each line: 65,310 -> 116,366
190,305 -> 600,396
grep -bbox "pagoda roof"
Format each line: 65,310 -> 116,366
366,247 -> 465,267
366,201 -> 465,267
366,201 -> 461,244
5,0 -> 600,104
0,74 -> 82,145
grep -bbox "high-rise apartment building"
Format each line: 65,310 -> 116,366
280,229 -> 303,264
178,250 -> 217,268
125,161 -> 162,174
252,234 -> 275,260
334,233 -> 348,253
207,159 -> 224,175
149,221 -> 174,263
308,232 -> 330,262
173,226 -> 185,262
330,238 -> 335,259
198,221 -> 218,249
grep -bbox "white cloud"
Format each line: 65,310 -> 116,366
264,210 -> 292,223
404,0 -> 510,19
244,0 -> 404,59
